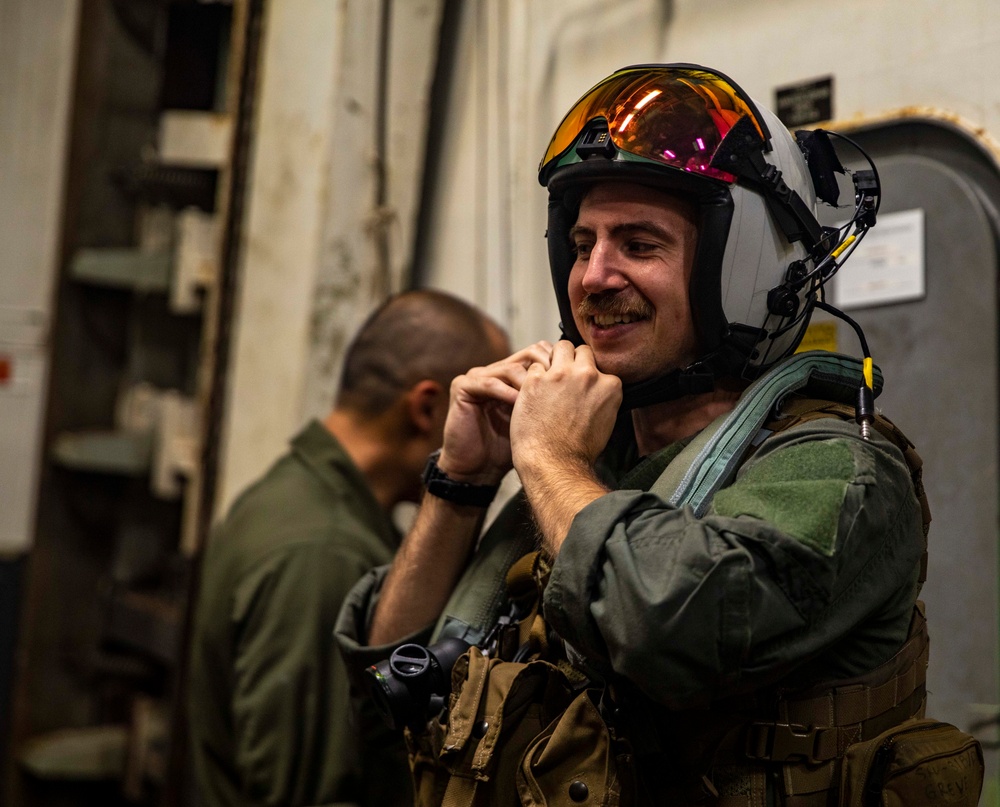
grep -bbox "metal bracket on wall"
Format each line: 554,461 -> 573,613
16,695 -> 169,791
171,208 -> 220,314
18,725 -> 128,781
157,111 -> 233,170
152,390 -> 201,500
69,206 -> 219,313
115,383 -> 202,500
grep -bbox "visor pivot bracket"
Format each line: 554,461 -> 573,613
575,121 -> 617,161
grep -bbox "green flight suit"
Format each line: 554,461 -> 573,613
336,409 -> 925,804
189,421 -> 410,807
545,416 -> 923,703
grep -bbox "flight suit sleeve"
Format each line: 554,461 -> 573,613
230,540 -> 371,806
334,565 -> 435,685
543,418 -> 925,708
334,490 -> 535,681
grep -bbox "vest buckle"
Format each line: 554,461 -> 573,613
745,722 -> 819,762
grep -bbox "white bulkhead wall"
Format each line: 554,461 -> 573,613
215,0 -> 346,514
216,0 -> 445,515
0,0 -> 81,554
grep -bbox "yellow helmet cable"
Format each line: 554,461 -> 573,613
815,301 -> 875,440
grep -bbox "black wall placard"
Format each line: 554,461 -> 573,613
775,76 -> 834,127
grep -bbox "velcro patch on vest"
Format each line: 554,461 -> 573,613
709,440 -> 855,556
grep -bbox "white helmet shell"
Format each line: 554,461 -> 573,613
719,104 -> 819,370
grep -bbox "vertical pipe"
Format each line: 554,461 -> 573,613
474,0 -> 487,307
410,0 -> 463,289
372,0 -> 393,299
495,0 -> 513,326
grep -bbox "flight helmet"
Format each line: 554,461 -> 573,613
539,64 -> 854,406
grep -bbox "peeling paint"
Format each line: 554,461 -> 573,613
824,106 -> 1000,172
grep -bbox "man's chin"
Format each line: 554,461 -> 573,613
594,355 -> 685,387
592,357 -> 647,386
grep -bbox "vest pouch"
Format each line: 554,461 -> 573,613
839,718 -> 984,807
517,688 -> 632,807
407,719 -> 450,807
409,647 -> 577,807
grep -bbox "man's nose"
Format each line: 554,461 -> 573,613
581,241 -> 628,293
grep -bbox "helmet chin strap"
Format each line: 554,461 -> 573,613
619,368 -> 716,410
568,324 -> 760,412
559,325 -> 721,410
559,317 -> 767,411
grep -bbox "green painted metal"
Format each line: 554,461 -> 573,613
70,249 -> 171,293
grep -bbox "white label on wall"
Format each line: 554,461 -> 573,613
833,208 -> 925,309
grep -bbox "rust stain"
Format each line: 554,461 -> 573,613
819,106 -> 1000,168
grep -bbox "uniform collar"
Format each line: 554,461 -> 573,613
617,435 -> 695,492
290,420 -> 402,548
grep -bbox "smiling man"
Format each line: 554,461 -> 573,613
568,182 -> 699,385
336,65 -> 973,807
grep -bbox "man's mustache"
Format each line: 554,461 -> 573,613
577,290 -> 654,320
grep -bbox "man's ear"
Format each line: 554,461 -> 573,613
404,379 -> 446,436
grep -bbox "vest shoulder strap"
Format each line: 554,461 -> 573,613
431,491 -> 537,644
649,351 -> 880,517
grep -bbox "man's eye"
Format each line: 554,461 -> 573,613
572,242 -> 592,258
627,240 -> 656,254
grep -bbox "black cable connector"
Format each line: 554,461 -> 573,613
856,383 -> 875,441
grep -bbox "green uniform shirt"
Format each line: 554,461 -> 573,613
189,421 -> 409,807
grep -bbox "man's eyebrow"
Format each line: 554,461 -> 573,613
568,220 -> 680,243
609,220 -> 679,243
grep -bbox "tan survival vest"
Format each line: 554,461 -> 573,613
406,400 -> 983,807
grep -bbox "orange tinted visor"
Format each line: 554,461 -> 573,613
539,65 -> 767,185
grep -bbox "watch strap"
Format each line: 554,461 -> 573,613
421,450 -> 499,507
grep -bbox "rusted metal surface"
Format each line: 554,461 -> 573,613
825,106 -> 1000,172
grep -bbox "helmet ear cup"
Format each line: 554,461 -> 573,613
766,284 -> 800,318
766,259 -> 809,318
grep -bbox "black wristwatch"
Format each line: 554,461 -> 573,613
421,450 -> 499,507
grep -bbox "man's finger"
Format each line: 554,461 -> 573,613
550,339 -> 577,368
454,374 -> 519,406
467,358 -> 539,391
510,341 -> 554,370
574,343 -> 597,367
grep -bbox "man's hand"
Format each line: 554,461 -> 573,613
511,341 -> 622,471
437,341 -> 554,484
369,341 -> 552,646
510,341 -> 622,553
